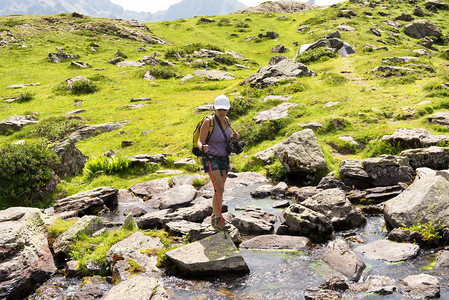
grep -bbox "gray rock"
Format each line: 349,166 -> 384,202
267,55 -> 288,66
272,181 -> 288,196
0,207 -> 57,299
298,122 -> 323,131
53,215 -> 103,256
322,238 -> 365,281
271,44 -> 288,53
428,111 -> 449,127
165,197 -> 213,223
102,274 -> 168,300
253,102 -> 298,123
241,58 -> 315,89
382,56 -> 418,64
304,287 -> 342,300
425,0 -> 448,10
413,5 -> 424,17
354,240 -> 420,262
404,19 -> 443,39
382,128 -> 449,148
337,24 -> 355,31
395,13 -> 414,21
165,233 -> 249,275
254,144 -> 279,164
106,232 -> 164,281
193,69 -> 234,80
52,139 -> 88,177
372,65 -> 415,74
129,178 -> 170,201
250,184 -> 272,198
128,153 -> 168,166
369,27 -> 382,36
302,188 -> 366,230
53,187 -> 118,217
317,173 -> 351,191
72,276 -> 106,299
138,56 -> 160,65
337,9 -> 357,18
159,184 -> 197,209
136,209 -> 173,229
48,52 -> 80,63
435,250 -> 449,268
400,146 -> 449,170
275,129 -> 327,175
280,204 -> 333,241
397,273 -> 440,299
0,115 -> 38,131
262,95 -> 291,102
71,61 -> 89,68
384,170 -> 449,228
388,228 -> 430,247
231,209 -> 276,234
272,200 -> 290,208
117,60 -> 145,67
241,235 -> 310,250
67,121 -> 129,143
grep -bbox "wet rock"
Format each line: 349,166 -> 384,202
435,250 -> 449,268
165,233 -> 249,275
53,187 -> 118,217
0,207 -> 57,300
272,200 -> 290,208
302,188 -> 365,230
304,287 -> 342,300
106,232 -> 164,281
102,274 -> 168,300
48,52 -> 80,63
280,204 -> 333,242
231,209 -> 275,234
0,115 -> 38,131
67,121 -> 130,143
52,139 -> 88,177
274,129 -> 327,175
397,273 -> 440,299
404,19 -> 443,39
53,215 -> 103,256
322,238 -> 365,281
387,228 -> 433,248
253,102 -> 298,123
240,235 -> 310,250
384,169 -> 449,229
352,275 -> 396,295
354,240 -> 420,262
271,181 -> 288,196
72,276 -> 105,299
159,184 -> 197,209
400,146 -> 449,170
250,184 -> 272,198
221,171 -> 268,190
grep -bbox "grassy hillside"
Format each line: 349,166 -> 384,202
0,0 -> 448,203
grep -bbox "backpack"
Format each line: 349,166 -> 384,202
191,115 -> 230,156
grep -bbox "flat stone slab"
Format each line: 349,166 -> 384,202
193,70 -> 235,80
165,233 -> 249,275
240,235 -> 310,250
354,240 -> 419,262
253,102 -> 298,123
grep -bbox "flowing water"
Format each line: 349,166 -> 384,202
30,182 -> 449,299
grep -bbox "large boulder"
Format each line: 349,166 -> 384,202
280,203 -> 333,242
0,207 -> 57,300
322,238 -> 365,281
106,232 -> 164,281
67,121 -> 129,143
53,187 -> 118,217
159,184 -> 197,209
102,274 -> 168,300
253,102 -> 298,123
301,188 -> 366,230
230,209 -> 275,234
400,146 -> 449,170
381,128 -> 449,148
52,138 -> 88,177
354,240 -> 420,262
241,58 -> 315,88
274,129 -> 327,175
404,20 -> 443,39
384,169 -> 449,228
165,233 -> 249,275
52,215 -> 103,256
397,274 -> 440,299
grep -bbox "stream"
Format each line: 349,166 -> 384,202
30,181 -> 449,299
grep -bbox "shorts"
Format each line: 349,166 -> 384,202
202,155 -> 230,173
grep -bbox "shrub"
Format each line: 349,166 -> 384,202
33,116 -> 85,141
218,18 -> 232,26
399,222 -> 442,242
70,79 -> 98,95
266,160 -> 287,181
0,143 -> 59,208
240,119 -> 288,147
84,156 -> 132,177
148,67 -> 177,79
227,97 -> 254,119
17,92 -> 34,102
296,48 -> 338,64
213,54 -> 239,66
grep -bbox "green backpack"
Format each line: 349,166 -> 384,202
192,115 -> 230,156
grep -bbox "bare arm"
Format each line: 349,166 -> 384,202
197,118 -> 211,153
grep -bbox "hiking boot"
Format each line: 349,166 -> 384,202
211,215 -> 231,231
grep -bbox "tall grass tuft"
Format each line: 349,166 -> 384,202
84,156 -> 131,177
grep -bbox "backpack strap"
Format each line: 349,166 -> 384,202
205,115 -> 215,143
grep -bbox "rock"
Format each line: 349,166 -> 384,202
384,170 -> 449,228
435,250 -> 449,268
274,129 -> 327,175
128,178 -> 170,201
0,207 -> 57,299
287,186 -> 320,202
413,5 -> 424,17
320,276 -> 349,292
250,184 -> 272,198
428,111 -> 449,128
193,69 -> 234,80
382,128 -> 449,148
404,19 -> 443,39
382,56 -> 418,64
165,233 -> 249,275
298,122 -> 323,131
159,184 -> 197,209
254,144 -> 279,164
303,287 -> 342,300
117,60 -> 145,67
48,52 -> 80,63
230,210 -> 275,234
354,240 -> 419,262
425,0 -> 448,10
173,157 -> 196,167
220,171 -> 268,190
413,48 -> 433,56
301,188 -> 366,230
67,121 -> 130,143
271,181 -> 288,196
307,38 -> 344,52
322,239 -> 365,281
253,102 -> 298,123
240,235 -> 310,250
369,27 -> 382,36
337,9 -> 357,18
102,274 -> 168,300
138,56 -> 160,65
395,13 -> 414,21
271,44 -> 288,53
272,199 -> 290,208
165,197 -> 213,223
372,65 -> 415,75
53,187 -> 118,217
316,173 -> 351,191
52,139 -> 88,177
268,55 -> 288,66
128,153 -> 168,166
400,146 -> 449,170
108,57 -> 121,65
280,204 -> 333,242
164,219 -> 240,243
6,82 -> 40,89
53,215 -> 103,256
106,232 -> 164,281
136,209 -> 173,229
337,24 -> 355,31
71,61 -> 89,68
72,276 -> 106,299
233,1 -> 316,14
241,58 -> 315,89
347,185 -> 406,204
0,115 -> 38,131
262,95 -> 291,102
387,228 -> 431,248
397,274 -> 440,299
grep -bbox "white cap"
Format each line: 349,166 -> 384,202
214,95 -> 230,110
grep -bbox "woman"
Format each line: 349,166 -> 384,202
197,95 -> 240,230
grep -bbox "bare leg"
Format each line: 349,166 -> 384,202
208,169 -> 227,215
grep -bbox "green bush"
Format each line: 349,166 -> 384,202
218,18 -> 232,26
240,119 -> 288,147
227,97 -> 254,119
266,160 -> 287,181
0,143 -> 59,208
33,116 -> 85,141
213,54 -> 239,66
70,79 -> 98,95
164,43 -> 224,59
148,67 -> 177,79
84,156 -> 132,177
295,48 -> 338,64
17,92 -> 34,102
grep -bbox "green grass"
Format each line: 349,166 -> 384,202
1,1 -> 449,204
